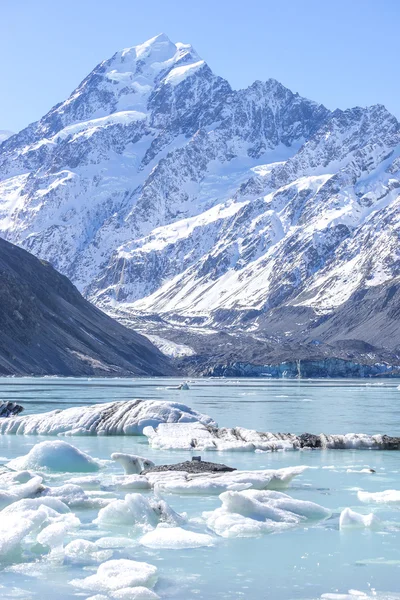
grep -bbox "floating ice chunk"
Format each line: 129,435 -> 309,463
94,493 -> 183,531
86,596 -> 109,600
140,525 -> 215,549
7,441 -> 100,472
0,400 -> 216,436
111,587 -> 160,599
64,539 -> 113,563
205,489 -> 330,538
41,483 -> 89,505
339,508 -> 380,530
0,512 -> 47,558
96,537 -> 137,549
0,470 -> 34,486
68,475 -> 103,489
1,497 -> 70,515
70,558 -> 158,592
0,475 -> 44,509
0,496 -> 72,559
358,489 -> 400,504
95,494 -> 159,529
205,509 -> 293,538
346,468 -> 376,474
111,453 -> 155,474
37,515 -> 80,549
321,591 -> 368,600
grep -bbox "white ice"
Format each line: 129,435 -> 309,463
149,466 -> 308,495
111,452 -> 155,474
0,400 -> 216,436
358,489 -> 400,504
70,558 -> 158,592
94,493 -> 184,532
140,524 -> 215,549
339,508 -> 380,530
204,489 -> 331,538
7,441 -> 100,472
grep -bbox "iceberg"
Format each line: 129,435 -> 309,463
111,453 -> 155,474
0,400 -> 216,436
94,493 -> 184,530
7,440 -> 101,472
205,489 -> 331,538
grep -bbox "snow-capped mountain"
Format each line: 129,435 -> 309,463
0,33 -> 399,362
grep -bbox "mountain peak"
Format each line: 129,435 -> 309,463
118,33 -> 177,64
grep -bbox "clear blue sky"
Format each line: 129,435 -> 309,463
1,0 -> 399,133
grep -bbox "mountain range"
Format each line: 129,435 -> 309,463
1,33 -> 399,374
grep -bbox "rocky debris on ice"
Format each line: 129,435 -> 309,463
204,489 -> 331,538
141,458 -> 236,474
0,399 -> 216,435
144,422 -> 400,452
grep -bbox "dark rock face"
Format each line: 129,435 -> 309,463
142,460 -> 236,474
298,433 -> 322,449
0,237 -> 173,376
0,402 -> 24,417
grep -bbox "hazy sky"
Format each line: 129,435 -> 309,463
1,0 -> 399,132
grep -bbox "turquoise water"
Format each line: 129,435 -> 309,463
1,378 -> 400,600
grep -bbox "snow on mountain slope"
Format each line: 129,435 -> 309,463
0,130 -> 13,144
0,33 -> 399,348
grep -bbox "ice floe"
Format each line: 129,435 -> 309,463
204,489 -> 331,538
70,558 -> 158,593
0,400 -> 216,436
140,524 -> 215,549
358,489 -> 400,504
64,539 -> 113,564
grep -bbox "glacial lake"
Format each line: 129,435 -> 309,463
1,377 -> 400,600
